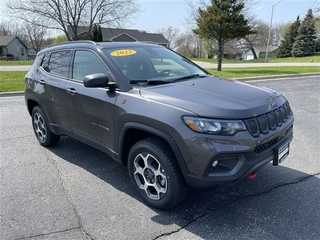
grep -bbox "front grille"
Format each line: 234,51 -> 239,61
244,102 -> 292,137
254,137 -> 278,153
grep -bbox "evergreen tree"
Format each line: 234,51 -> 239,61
292,9 -> 317,57
316,38 -> 320,52
193,0 -> 254,71
92,24 -> 103,42
277,16 -> 300,58
96,25 -> 103,42
92,25 -> 98,41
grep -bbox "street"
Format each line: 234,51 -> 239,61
0,75 -> 319,240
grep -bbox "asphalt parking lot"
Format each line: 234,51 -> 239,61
1,75 -> 319,239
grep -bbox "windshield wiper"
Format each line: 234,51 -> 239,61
130,74 -> 208,85
172,74 -> 207,82
129,79 -> 170,85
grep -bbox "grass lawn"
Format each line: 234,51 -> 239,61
0,60 -> 34,66
206,66 -> 320,79
1,66 -> 319,93
0,71 -> 27,92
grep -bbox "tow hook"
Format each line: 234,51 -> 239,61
247,172 -> 257,180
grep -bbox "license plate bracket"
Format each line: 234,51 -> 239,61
273,141 -> 290,165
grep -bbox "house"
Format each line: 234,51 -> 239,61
67,26 -> 169,47
0,36 -> 29,60
242,46 -> 279,60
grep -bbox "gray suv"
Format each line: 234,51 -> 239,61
25,41 -> 294,209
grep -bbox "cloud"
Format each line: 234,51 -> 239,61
256,6 -> 263,10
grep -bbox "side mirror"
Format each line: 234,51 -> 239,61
83,73 -> 109,88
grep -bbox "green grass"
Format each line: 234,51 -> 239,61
206,66 -> 320,79
190,53 -> 320,63
0,71 -> 27,92
0,65 -> 319,93
0,60 -> 34,66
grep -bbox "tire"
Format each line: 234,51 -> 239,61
128,137 -> 188,210
31,106 -> 60,146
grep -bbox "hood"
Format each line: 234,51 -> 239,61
139,76 -> 285,119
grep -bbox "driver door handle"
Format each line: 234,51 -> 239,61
66,88 -> 77,95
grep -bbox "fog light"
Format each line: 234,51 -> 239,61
212,160 -> 218,167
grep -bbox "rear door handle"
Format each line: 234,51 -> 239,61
66,88 -> 77,95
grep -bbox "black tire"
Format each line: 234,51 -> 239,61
31,106 -> 60,146
128,137 -> 188,210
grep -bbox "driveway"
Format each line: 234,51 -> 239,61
1,75 -> 319,239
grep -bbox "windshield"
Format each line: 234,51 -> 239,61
103,46 -> 209,85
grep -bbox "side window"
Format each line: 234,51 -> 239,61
41,53 -> 50,71
41,50 -> 71,78
72,50 -> 109,82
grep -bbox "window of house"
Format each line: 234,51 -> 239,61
20,47 -> 24,56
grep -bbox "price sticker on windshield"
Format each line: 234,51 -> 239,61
111,49 -> 137,56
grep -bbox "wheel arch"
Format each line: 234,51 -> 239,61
26,97 -> 40,116
118,122 -> 189,175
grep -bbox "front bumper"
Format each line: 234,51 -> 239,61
179,116 -> 294,191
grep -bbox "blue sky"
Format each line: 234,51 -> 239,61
132,0 -> 319,32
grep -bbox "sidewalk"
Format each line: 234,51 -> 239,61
0,62 -> 319,71
193,61 -> 320,69
0,65 -> 32,71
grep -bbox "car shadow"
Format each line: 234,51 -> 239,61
47,136 -> 319,239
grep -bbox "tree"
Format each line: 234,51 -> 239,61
277,16 -> 300,58
53,35 -> 68,44
193,0 -> 254,71
175,31 -> 203,58
26,24 -> 47,53
0,20 -> 53,52
157,26 -> 181,50
0,20 -> 28,44
4,0 -> 141,41
292,9 -> 317,57
316,38 -> 320,52
92,24 -> 103,42
202,39 -> 215,58
243,20 -> 269,59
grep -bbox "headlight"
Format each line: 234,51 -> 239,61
182,116 -> 246,135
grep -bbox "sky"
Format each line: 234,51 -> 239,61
0,0 -> 319,35
131,0 -> 319,33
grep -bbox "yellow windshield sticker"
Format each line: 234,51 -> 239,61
111,49 -> 137,56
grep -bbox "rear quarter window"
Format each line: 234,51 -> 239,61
41,50 -> 71,78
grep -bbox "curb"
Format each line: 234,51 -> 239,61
0,91 -> 24,97
0,73 -> 319,97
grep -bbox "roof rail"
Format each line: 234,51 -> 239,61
47,40 -> 99,48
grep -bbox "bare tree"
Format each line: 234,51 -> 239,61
26,24 -> 48,53
176,31 -> 203,58
4,0 -> 141,41
157,26 -> 181,50
272,22 -> 284,46
0,20 -> 28,43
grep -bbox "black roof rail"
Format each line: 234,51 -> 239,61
47,40 -> 99,48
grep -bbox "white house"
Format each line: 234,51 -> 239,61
0,36 -> 29,60
242,46 -> 279,60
